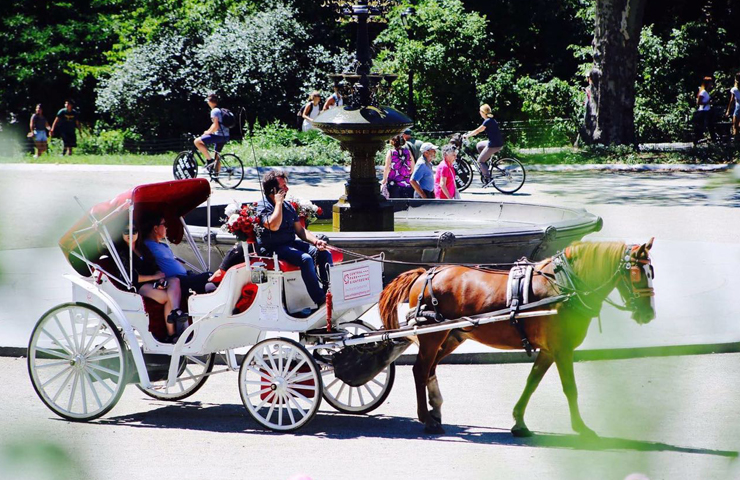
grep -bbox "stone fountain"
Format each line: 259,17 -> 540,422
312,0 -> 412,232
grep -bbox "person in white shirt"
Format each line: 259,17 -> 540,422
301,91 -> 321,131
694,77 -> 716,144
725,73 -> 740,139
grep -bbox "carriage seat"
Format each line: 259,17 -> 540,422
251,249 -> 343,273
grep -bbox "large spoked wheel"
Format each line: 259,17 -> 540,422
136,353 -> 215,401
321,320 -> 395,414
173,151 -> 197,180
490,157 -> 526,194
28,303 -> 127,421
453,157 -> 474,192
239,338 -> 322,431
214,153 -> 244,189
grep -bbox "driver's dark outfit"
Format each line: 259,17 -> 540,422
257,199 -> 332,305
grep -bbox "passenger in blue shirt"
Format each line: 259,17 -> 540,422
463,104 -> 504,186
144,215 -> 212,324
410,142 -> 438,199
194,93 -> 230,174
258,170 -> 332,306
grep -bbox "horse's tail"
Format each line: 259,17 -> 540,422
379,268 -> 426,330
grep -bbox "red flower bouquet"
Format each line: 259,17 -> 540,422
221,202 -> 263,243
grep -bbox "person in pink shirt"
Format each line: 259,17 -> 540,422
434,144 -> 458,199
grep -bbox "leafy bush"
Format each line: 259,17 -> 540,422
77,129 -> 144,155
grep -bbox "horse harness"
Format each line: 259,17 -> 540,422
404,244 -> 654,357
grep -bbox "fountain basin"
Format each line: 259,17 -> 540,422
181,199 -> 602,282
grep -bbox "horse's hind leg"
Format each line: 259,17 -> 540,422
427,330 -> 467,425
511,350 -> 554,437
554,350 -> 597,438
413,331 -> 449,434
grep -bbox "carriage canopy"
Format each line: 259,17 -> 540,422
59,179 -> 211,276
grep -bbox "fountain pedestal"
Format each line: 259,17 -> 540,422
314,106 -> 411,232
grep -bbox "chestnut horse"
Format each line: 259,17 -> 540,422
378,240 -> 655,437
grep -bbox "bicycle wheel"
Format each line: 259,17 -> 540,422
173,151 -> 197,180
490,157 -> 526,194
453,156 -> 474,192
213,153 -> 244,189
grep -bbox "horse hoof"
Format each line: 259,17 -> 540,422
511,426 -> 533,438
424,421 -> 445,435
429,411 -> 442,424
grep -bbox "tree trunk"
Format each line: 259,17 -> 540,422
585,0 -> 647,146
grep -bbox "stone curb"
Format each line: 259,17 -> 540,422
0,163 -> 732,173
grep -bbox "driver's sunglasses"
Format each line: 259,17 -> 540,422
123,227 -> 138,236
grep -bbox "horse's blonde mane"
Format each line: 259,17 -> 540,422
568,241 -> 626,286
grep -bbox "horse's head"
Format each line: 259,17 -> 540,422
615,238 -> 656,325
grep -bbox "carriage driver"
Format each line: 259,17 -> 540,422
257,170 -> 332,306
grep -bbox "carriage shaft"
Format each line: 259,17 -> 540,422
319,309 -> 558,350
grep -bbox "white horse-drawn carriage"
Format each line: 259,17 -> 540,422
27,179 -> 397,431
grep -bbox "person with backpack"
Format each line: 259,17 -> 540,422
301,91 -> 322,132
194,93 -> 234,174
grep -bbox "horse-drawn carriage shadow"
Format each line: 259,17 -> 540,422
95,400 -> 738,458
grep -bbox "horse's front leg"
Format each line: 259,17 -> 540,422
554,350 -> 597,438
511,350 -> 553,437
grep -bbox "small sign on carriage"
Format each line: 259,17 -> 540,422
343,265 -> 372,300
329,260 -> 383,310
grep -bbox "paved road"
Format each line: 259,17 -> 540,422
2,354 -> 738,480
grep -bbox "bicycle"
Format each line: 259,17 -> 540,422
173,141 -> 245,189
449,133 -> 526,194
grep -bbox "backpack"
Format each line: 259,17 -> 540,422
220,108 -> 236,129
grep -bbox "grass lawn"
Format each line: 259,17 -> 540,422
1,141 -> 736,166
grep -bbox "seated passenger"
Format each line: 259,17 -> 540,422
256,170 -> 332,306
117,223 -> 184,342
143,215 -> 212,302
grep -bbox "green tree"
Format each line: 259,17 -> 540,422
373,0 -> 492,130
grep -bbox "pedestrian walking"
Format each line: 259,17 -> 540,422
402,128 -> 423,163
725,72 -> 740,140
434,144 -> 457,200
322,85 -> 344,111
410,142 -> 437,199
381,134 -> 415,198
693,77 -> 717,144
50,100 -> 81,155
301,92 -> 322,132
29,104 -> 51,157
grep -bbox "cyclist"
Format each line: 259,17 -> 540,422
463,104 -> 504,186
194,93 -> 229,174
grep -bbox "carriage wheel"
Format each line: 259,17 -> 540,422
239,338 -> 322,432
28,303 -> 127,421
321,320 -> 396,414
136,353 -> 215,401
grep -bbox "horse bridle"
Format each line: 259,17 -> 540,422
555,244 -> 654,313
613,244 -> 655,311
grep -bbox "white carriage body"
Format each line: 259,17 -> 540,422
31,179 -> 393,429
69,245 -> 383,388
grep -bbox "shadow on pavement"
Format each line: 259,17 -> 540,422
95,401 -> 738,458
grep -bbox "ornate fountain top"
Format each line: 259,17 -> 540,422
314,0 -> 411,139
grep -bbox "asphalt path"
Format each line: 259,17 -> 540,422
1,164 -> 739,480
1,354 -> 738,480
